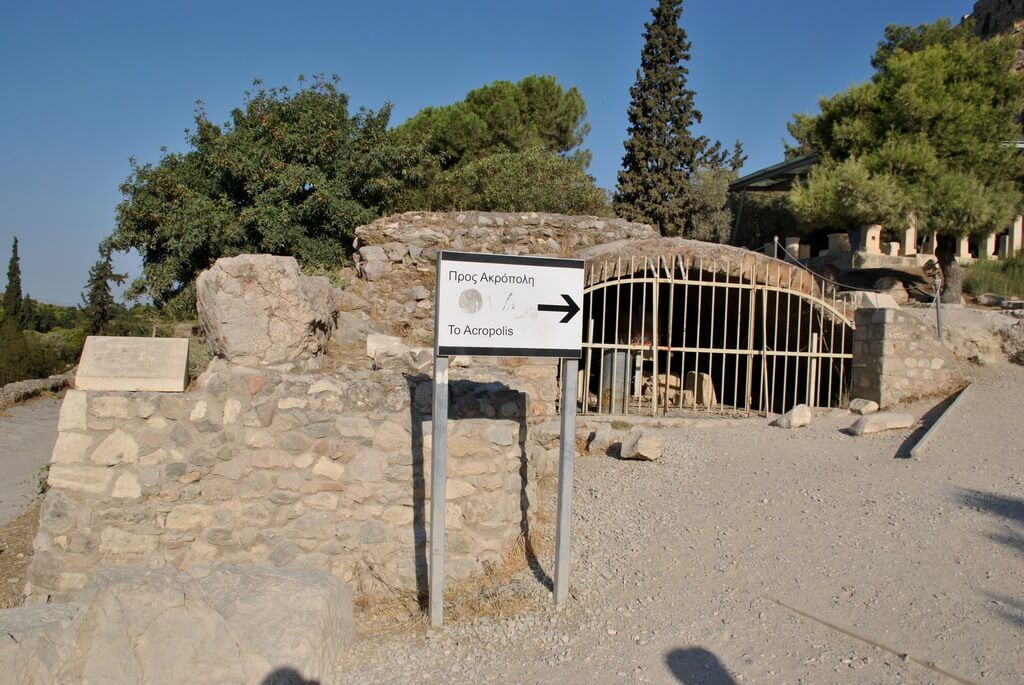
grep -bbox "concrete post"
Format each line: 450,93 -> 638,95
978,233 -> 997,261
784,236 -> 800,260
998,234 -> 1009,259
1011,215 -> 1023,255
826,232 -> 851,255
921,233 -> 937,255
900,225 -> 917,256
885,242 -> 900,256
955,236 -> 972,263
858,225 -> 883,254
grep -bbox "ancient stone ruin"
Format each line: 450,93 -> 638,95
7,211 -> 973,682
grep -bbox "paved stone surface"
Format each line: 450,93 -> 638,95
0,397 -> 59,526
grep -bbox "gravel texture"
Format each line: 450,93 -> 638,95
339,364 -> 1023,684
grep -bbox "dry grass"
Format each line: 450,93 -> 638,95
965,254 -> 1024,298
0,503 -> 39,609
354,508 -> 556,636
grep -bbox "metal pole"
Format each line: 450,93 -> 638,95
554,357 -> 579,605
429,354 -> 449,627
933,272 -> 944,340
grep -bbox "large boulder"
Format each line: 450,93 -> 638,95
196,255 -> 339,368
1,566 -> 354,685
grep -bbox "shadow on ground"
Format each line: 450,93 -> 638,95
664,647 -> 738,685
958,489 -> 1024,628
406,373 -> 549,612
894,388 -> 965,458
260,667 -> 320,684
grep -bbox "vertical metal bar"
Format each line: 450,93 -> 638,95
744,262 -> 757,414
761,286 -> 771,415
626,256 -> 635,414
808,332 -> 819,407
793,272 -> 804,408
651,258 -> 660,417
781,267 -> 793,413
554,357 -> 579,606
694,258 -> 704,411
724,258 -> 733,409
707,260 -> 718,412
838,302 -> 848,408
826,283 -> 837,408
429,354 -> 449,627
583,317 -> 594,414
733,262 -> 744,412
611,258 -> 622,416
678,256 -> 689,409
664,256 -> 676,415
597,261 -> 608,414
638,258 -> 649,414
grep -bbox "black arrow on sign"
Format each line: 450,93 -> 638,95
538,294 -> 581,324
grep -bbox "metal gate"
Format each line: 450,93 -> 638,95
578,254 -> 855,416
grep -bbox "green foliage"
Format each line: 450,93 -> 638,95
82,245 -> 126,335
19,297 -> 80,334
395,75 -> 591,171
731,191 -> 803,249
424,150 -> 609,215
614,0 -> 740,239
790,157 -> 905,230
965,252 -> 1024,297
0,319 -> 64,386
4,237 -> 23,326
788,20 -> 1024,238
109,75 -> 434,311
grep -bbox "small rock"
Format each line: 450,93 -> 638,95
772,404 -> 811,428
849,413 -> 915,435
848,398 -> 879,415
975,293 -> 1004,307
619,429 -> 663,461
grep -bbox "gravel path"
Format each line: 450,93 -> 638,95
0,397 -> 60,526
339,365 -> 1024,684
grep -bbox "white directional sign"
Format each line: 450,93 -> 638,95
434,250 -> 584,358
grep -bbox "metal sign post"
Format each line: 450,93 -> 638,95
430,250 -> 584,627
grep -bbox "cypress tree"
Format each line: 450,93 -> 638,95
4,237 -> 23,326
82,245 -> 125,335
614,0 -> 732,236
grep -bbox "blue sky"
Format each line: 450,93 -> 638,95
0,0 -> 973,305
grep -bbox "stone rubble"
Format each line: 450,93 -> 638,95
848,413 -> 916,436
772,404 -> 812,429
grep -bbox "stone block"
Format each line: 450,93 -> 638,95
90,429 -> 139,466
0,604 -> 80,683
312,457 -> 345,481
165,504 -> 214,530
75,336 -> 189,392
772,404 -> 811,429
619,429 -> 664,460
57,390 -> 88,432
51,432 -> 94,464
196,255 -> 339,367
64,566 -> 352,684
848,413 -> 915,435
47,465 -> 113,495
848,398 -> 879,415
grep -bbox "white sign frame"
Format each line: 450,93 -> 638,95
429,250 -> 581,627
434,250 -> 584,359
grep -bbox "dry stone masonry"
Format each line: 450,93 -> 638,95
851,306 -> 963,408
26,211 -> 972,611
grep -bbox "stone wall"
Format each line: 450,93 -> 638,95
851,307 -> 964,407
27,356 -> 560,603
350,211 -> 657,345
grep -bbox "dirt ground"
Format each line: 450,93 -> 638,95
1,320 -> 1021,683
339,362 -> 1023,684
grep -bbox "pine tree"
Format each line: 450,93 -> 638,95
3,237 -> 23,326
82,245 -> 125,335
614,0 -> 735,237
